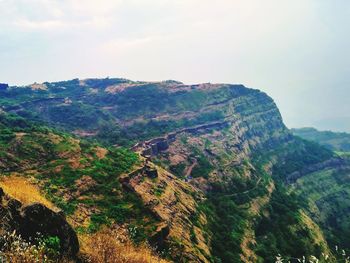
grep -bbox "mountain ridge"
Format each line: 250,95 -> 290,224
292,127 -> 350,152
0,78 -> 349,262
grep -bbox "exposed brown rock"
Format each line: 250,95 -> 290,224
120,164 -> 210,262
30,83 -> 48,90
74,175 -> 97,196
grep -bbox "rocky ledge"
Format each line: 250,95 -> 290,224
0,187 -> 79,257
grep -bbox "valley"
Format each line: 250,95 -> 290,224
0,78 -> 349,262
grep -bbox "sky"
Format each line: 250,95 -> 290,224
0,0 -> 349,131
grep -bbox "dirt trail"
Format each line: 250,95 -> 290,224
224,177 -> 262,197
184,158 -> 198,177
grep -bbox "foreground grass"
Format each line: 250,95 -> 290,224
0,175 -> 57,210
79,229 -> 169,263
0,229 -> 169,263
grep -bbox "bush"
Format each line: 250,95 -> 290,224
0,231 -> 65,262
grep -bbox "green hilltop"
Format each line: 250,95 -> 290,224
0,78 -> 349,262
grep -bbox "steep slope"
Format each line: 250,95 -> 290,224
254,135 -> 350,258
1,78 -> 349,262
291,165 -> 350,249
286,128 -> 350,250
145,119 -> 333,262
0,113 -> 174,261
120,163 -> 210,262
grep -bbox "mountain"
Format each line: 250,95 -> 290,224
0,78 -> 349,262
312,117 -> 350,135
292,127 -> 350,153
0,113 -> 169,262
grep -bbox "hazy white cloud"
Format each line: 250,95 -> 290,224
0,0 -> 350,131
1,0 -> 122,32
13,19 -> 66,30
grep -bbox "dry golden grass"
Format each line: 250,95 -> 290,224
0,176 -> 169,262
79,229 -> 170,263
0,175 -> 57,211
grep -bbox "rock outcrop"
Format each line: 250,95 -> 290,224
120,164 -> 210,262
0,187 -> 79,257
132,121 -> 230,157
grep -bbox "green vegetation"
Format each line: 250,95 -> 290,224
0,231 -> 62,262
203,194 -> 248,262
169,163 -> 186,178
292,127 -> 350,152
253,136 -> 350,258
40,236 -> 61,258
0,80 -> 254,147
253,137 -> 334,180
202,158 -> 327,263
96,110 -> 225,147
292,167 -> 350,250
2,78 -> 350,262
190,150 -> 214,179
0,113 -> 160,243
255,185 -> 322,262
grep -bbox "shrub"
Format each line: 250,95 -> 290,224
0,231 -> 65,262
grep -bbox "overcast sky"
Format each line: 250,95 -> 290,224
0,0 -> 349,131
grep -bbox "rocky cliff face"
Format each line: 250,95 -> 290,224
1,78 -> 348,262
120,163 -> 210,262
1,80 -> 290,148
0,187 -> 79,257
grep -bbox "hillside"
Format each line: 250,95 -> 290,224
292,127 -> 350,153
0,79 -> 286,147
291,127 -> 350,250
0,78 -> 349,262
0,113 -> 171,261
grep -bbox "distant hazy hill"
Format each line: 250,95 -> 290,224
292,127 -> 350,152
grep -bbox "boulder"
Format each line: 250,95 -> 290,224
20,203 -> 79,256
149,222 -> 170,249
143,165 -> 158,178
0,187 -> 79,257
